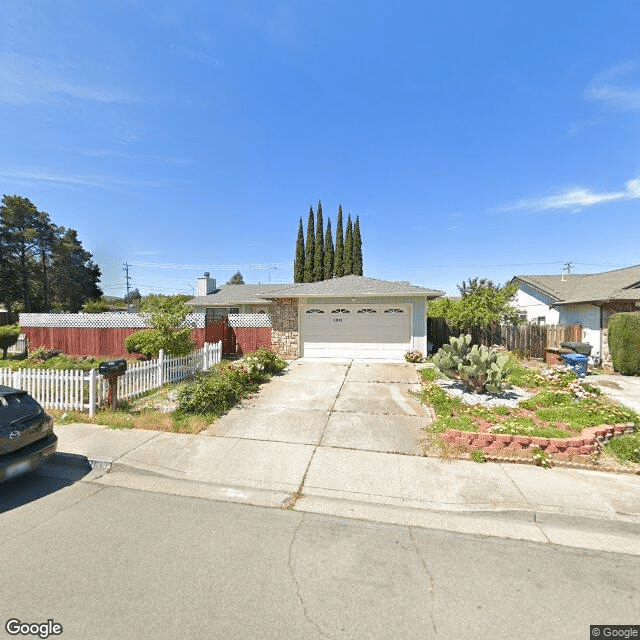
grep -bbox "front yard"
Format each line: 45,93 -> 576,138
50,348 -> 288,434
419,355 -> 640,471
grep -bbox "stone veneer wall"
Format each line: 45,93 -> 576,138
270,298 -> 299,359
601,301 -> 637,366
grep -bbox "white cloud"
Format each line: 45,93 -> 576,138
501,176 -> 640,213
0,52 -> 140,106
585,61 -> 640,111
0,169 -> 162,190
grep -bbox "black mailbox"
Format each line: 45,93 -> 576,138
98,359 -> 128,376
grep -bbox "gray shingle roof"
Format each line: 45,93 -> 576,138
261,275 -> 443,298
188,276 -> 443,306
514,265 -> 640,305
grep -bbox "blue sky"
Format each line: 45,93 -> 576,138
1,0 -> 639,297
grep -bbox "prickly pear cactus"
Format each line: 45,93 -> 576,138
432,334 -> 513,394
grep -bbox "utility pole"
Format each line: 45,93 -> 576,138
123,262 -> 132,312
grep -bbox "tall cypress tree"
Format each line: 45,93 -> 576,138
353,215 -> 363,276
333,205 -> 344,278
303,205 -> 315,283
323,217 -> 334,280
294,217 -> 305,283
314,201 -> 324,282
344,214 -> 353,275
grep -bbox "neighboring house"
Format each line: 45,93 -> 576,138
512,265 -> 640,361
188,273 -> 443,360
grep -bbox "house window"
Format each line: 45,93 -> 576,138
331,308 -> 350,314
537,316 -> 546,325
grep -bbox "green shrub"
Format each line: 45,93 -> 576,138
432,334 -> 513,394
252,347 -> 287,374
470,449 -> 486,463
125,328 -> 195,358
0,324 -> 21,358
176,365 -> 262,416
608,312 -> 640,375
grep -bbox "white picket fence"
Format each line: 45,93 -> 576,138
0,341 -> 222,416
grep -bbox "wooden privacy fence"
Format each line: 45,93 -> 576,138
428,319 -> 583,358
0,342 -> 222,416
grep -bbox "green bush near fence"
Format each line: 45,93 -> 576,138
608,313 -> 640,375
176,349 -> 287,417
0,324 -> 20,359
124,327 -> 194,358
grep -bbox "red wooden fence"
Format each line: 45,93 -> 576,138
205,321 -> 272,356
21,327 -> 207,358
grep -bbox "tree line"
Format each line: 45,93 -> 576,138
0,195 -> 102,313
294,202 -> 363,283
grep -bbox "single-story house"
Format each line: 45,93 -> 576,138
512,265 -> 640,362
188,273 -> 443,360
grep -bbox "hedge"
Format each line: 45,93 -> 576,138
608,312 -> 640,375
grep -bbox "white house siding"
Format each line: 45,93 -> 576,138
301,295 -> 427,358
513,285 -> 560,324
558,303 -> 602,358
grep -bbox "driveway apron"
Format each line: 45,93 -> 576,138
210,360 -> 430,456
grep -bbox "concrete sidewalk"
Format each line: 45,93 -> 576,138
589,373 -> 640,414
49,422 -> 640,555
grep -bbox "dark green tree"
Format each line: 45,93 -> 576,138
226,271 -> 245,285
124,288 -> 142,304
0,195 -> 101,313
0,195 -> 40,311
344,214 -> 353,275
333,205 -> 344,278
353,215 -> 363,276
293,217 -> 305,283
457,277 -> 497,297
304,205 -> 315,283
314,201 -> 324,282
49,229 -> 102,312
323,218 -> 334,280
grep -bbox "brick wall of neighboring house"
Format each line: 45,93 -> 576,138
601,301 -> 637,366
270,298 -> 299,359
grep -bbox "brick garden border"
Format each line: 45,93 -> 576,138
439,422 -> 636,460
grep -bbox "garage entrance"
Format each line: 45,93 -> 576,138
300,304 -> 412,360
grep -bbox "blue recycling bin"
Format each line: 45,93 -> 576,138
561,353 -> 588,378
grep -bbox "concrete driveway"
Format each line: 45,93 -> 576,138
588,373 -> 640,414
206,359 -> 429,455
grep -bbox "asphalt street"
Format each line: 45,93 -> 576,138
1,466 -> 639,640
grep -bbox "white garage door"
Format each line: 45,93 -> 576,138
300,304 -> 412,360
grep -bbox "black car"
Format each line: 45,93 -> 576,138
0,386 -> 57,483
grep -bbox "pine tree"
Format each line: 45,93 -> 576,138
353,215 -> 363,276
323,218 -> 334,280
344,214 -> 353,275
303,205 -> 315,283
333,205 -> 344,278
314,201 -> 324,281
294,217 -> 305,283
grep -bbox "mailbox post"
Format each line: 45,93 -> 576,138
98,359 -> 128,410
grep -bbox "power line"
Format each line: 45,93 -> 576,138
130,261 -> 293,270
